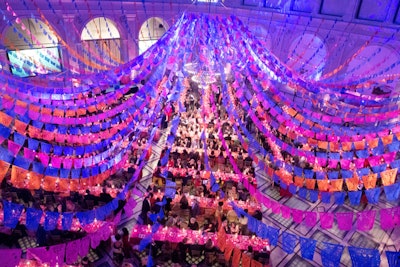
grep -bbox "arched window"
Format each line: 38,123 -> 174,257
250,24 -> 272,50
3,18 -> 62,77
344,45 -> 400,83
287,34 -> 327,81
139,17 -> 169,55
81,17 -> 121,71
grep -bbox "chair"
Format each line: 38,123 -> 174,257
205,251 -> 217,265
217,252 -> 227,266
85,199 -> 95,209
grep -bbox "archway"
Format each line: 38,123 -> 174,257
286,34 -> 327,81
81,17 -> 121,71
138,17 -> 169,55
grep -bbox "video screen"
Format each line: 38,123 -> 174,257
7,47 -> 62,78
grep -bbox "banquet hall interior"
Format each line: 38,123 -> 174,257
0,0 -> 399,266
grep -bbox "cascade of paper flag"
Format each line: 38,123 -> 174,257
0,12 -> 399,266
230,202 -> 400,267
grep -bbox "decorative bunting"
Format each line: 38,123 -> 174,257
299,237 -> 317,260
282,232 -> 297,254
386,251 -> 400,267
336,212 -> 353,231
320,242 -> 344,267
349,247 -> 380,267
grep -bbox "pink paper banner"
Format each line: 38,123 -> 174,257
336,212 -> 353,231
0,248 -> 21,267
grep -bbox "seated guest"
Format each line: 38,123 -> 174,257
166,213 -> 180,227
187,158 -> 196,169
113,234 -> 124,265
182,171 -> 192,186
188,217 -> 199,230
190,198 -> 200,218
226,209 -> 238,223
238,188 -> 249,201
99,187 -> 113,203
201,184 -> 210,197
196,159 -> 204,171
254,246 -> 270,264
180,194 -> 189,209
204,239 -> 216,253
203,218 -> 216,233
221,220 -> 231,234
253,209 -> 262,221
84,189 -> 97,204
152,197 -> 162,213
147,183 -> 157,193
178,237 -> 190,262
239,212 -> 249,235
229,222 -> 240,235
244,245 -> 254,259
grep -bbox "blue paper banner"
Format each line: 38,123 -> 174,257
349,247 -> 380,267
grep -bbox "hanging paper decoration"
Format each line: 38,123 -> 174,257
79,236 -> 91,257
62,212 -> 74,231
44,211 -> 59,231
299,237 -> 317,260
282,232 -> 297,254
348,247 -> 380,267
348,191 -> 362,205
380,209 -> 395,230
336,212 -> 353,231
0,248 -> 21,267
292,209 -> 303,223
26,208 -> 43,231
3,201 -> 23,228
386,251 -> 400,267
356,210 -> 376,231
320,242 -> 344,267
66,239 -> 81,265
384,183 -> 400,201
365,188 -> 380,204
232,248 -> 241,267
320,212 -> 334,229
304,211 -> 317,227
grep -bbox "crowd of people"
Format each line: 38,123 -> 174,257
124,78 -> 269,267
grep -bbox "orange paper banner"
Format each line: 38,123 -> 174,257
14,120 -> 28,132
305,179 -> 316,190
346,176 -> 359,191
43,176 -> 57,191
330,179 -> 343,191
362,173 -> 377,190
0,161 -> 10,184
381,168 -> 397,186
294,176 -> 305,187
26,172 -> 42,190
368,138 -> 379,149
317,180 -> 329,191
11,165 -> 27,188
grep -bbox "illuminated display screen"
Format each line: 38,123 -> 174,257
7,47 -> 62,78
